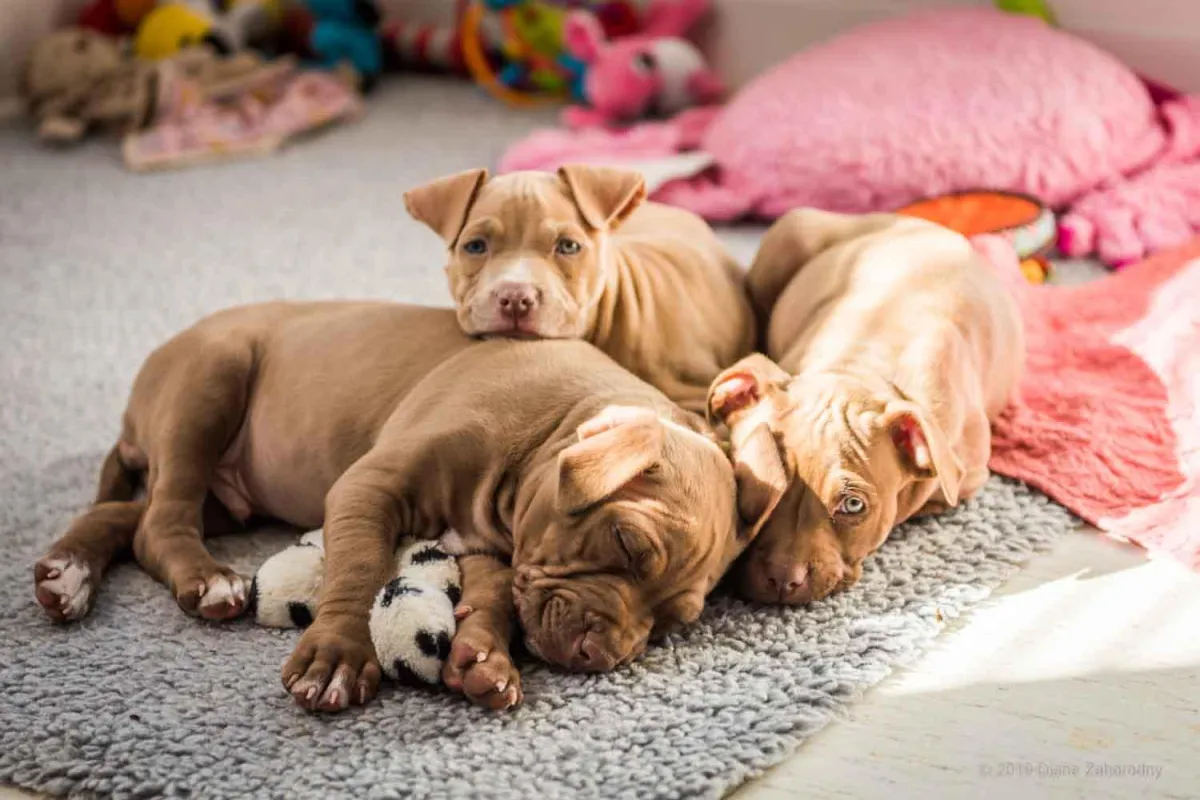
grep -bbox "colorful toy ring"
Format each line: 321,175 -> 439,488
460,1 -> 565,108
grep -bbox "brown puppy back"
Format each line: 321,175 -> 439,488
712,209 -> 1024,605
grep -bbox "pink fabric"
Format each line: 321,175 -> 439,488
501,7 -> 1200,265
982,236 -> 1200,569
1058,96 -> 1200,266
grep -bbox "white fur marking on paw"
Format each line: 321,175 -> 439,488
439,529 -> 465,555
198,573 -> 246,613
39,557 -> 92,619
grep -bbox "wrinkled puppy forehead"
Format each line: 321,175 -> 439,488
469,172 -> 582,226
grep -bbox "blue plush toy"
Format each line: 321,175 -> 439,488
284,0 -> 383,91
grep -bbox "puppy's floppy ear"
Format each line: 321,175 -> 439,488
882,401 -> 964,507
728,422 -> 789,541
707,353 -> 791,428
557,407 -> 665,514
404,168 -> 489,246
558,164 -> 647,231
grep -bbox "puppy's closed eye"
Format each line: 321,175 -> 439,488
613,525 -> 655,578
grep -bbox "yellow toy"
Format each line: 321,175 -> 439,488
135,3 -> 217,59
135,0 -> 281,60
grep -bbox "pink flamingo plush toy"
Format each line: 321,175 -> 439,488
561,0 -> 723,129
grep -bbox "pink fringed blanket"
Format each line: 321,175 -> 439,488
980,237 -> 1200,569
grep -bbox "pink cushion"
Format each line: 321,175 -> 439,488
703,8 -> 1168,216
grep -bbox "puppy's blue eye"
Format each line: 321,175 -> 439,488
555,238 -> 582,256
462,238 -> 488,255
837,495 -> 867,516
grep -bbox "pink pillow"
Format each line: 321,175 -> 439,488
702,8 -> 1167,216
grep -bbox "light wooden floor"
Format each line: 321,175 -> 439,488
735,526 -> 1200,800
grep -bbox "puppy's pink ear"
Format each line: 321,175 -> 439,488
729,422 -> 788,541
404,168 -> 489,246
883,402 -> 964,507
706,353 -> 790,427
558,408 -> 665,514
558,164 -> 647,231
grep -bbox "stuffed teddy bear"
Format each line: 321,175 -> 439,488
21,28 -> 161,144
250,530 -> 461,686
561,0 -> 722,128
21,28 -> 287,146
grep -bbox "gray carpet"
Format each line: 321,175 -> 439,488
0,77 -> 1077,799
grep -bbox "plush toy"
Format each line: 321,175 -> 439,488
122,55 -> 364,173
250,530 -> 461,686
22,28 -> 289,146
281,0 -> 383,91
381,16 -> 468,75
560,0 -> 722,128
134,0 -> 278,60
995,0 -> 1057,24
78,0 -> 156,37
21,28 -> 161,144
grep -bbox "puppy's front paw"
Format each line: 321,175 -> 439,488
442,632 -> 522,711
282,621 -> 382,713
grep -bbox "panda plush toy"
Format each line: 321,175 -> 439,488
250,530 -> 461,686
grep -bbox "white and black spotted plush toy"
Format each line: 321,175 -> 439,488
249,530 -> 461,686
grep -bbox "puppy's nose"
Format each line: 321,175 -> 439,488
764,562 -> 811,604
492,282 -> 540,320
569,634 -> 615,673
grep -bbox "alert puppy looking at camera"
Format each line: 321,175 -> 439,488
404,164 -> 756,414
708,209 -> 1024,605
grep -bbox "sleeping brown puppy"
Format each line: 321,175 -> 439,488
404,164 -> 756,413
707,209 -> 1024,605
34,303 -> 785,712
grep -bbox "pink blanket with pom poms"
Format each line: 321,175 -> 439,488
975,235 -> 1200,569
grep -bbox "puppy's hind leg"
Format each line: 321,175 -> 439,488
35,446 -> 145,622
133,339 -> 255,621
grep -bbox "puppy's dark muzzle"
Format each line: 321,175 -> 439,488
514,581 -> 629,672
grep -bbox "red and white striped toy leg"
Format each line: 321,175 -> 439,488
381,17 -> 467,74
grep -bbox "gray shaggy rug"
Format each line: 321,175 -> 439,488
0,467 -> 1073,799
0,77 -> 1077,799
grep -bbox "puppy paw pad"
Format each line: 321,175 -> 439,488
34,556 -> 94,622
194,572 -> 249,620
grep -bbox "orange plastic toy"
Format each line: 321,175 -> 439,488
897,190 -> 1055,283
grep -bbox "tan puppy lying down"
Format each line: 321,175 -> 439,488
405,164 -> 756,413
35,303 -> 785,712
708,209 -> 1024,604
